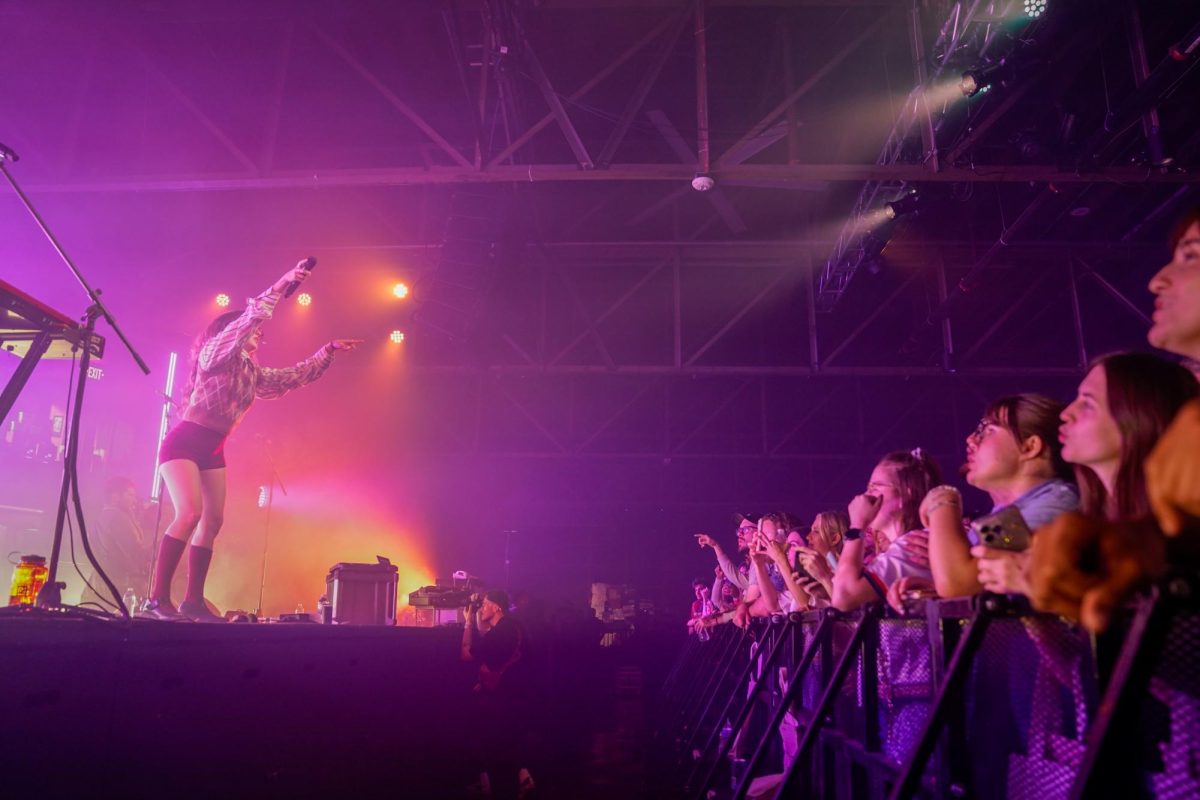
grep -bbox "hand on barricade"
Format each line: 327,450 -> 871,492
886,575 -> 937,614
732,603 -> 751,629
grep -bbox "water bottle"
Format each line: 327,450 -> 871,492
122,587 -> 138,615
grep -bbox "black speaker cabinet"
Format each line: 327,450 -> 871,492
326,556 -> 398,625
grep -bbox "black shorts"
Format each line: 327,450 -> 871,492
159,421 -> 228,471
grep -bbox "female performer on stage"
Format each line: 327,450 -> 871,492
143,261 -> 361,621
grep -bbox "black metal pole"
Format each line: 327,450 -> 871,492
888,602 -> 994,800
733,614 -> 830,799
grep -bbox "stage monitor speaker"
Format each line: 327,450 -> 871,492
326,556 -> 397,625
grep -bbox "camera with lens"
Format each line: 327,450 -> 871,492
970,506 -> 1033,552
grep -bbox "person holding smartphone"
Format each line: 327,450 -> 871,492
923,394 -> 1078,599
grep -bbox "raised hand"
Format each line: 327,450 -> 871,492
794,546 -> 832,583
329,339 -> 364,352
273,261 -> 313,294
848,493 -> 882,529
919,485 -> 963,528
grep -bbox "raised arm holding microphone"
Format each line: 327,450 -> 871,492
143,260 -> 362,622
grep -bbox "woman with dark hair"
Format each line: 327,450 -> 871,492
142,261 -> 361,621
924,394 -> 1079,598
1059,352 -> 1197,520
832,449 -> 941,611
1030,352 -> 1197,631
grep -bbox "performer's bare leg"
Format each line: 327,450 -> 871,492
145,459 -> 202,618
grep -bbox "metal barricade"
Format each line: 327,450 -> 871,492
656,578 -> 1198,799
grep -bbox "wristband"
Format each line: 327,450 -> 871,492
844,527 -> 863,541
925,500 -> 961,518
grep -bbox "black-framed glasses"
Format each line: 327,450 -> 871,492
969,419 -> 997,441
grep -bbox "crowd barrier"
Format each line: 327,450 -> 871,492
657,573 -> 1200,800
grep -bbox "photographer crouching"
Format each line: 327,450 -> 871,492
460,590 -> 531,799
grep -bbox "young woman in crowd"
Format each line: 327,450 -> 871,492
832,449 -> 941,611
923,394 -> 1078,598
754,525 -> 815,613
1030,351 -> 1197,629
792,509 -> 849,603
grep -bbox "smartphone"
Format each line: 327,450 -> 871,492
970,506 -> 1033,552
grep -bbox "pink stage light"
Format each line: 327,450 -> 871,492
392,283 -> 410,300
297,292 -> 312,306
215,293 -> 231,308
390,330 -> 405,344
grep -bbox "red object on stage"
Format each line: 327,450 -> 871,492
326,556 -> 398,625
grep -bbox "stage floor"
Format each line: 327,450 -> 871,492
0,612 -> 656,798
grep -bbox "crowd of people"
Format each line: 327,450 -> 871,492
685,208 -> 1200,636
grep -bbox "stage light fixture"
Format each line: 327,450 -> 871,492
390,330 -> 406,344
392,282 -> 410,300
297,292 -> 312,306
884,193 -> 920,221
960,61 -> 1004,97
215,293 -> 231,308
1023,0 -> 1046,19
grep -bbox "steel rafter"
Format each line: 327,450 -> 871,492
815,0 -> 997,311
26,163 -> 1200,194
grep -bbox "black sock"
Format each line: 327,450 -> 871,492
150,536 -> 187,603
184,545 -> 213,606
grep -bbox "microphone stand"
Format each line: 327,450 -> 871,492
503,529 -> 516,590
255,438 -> 288,617
0,144 -> 151,615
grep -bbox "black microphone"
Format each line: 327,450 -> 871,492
283,257 -> 317,298
0,142 -> 19,163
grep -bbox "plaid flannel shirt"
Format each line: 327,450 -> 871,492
183,286 -> 335,433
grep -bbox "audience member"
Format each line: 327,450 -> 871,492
81,476 -> 151,607
792,510 -> 847,602
832,449 -> 940,611
1030,351 -> 1197,629
924,394 -> 1078,598
695,514 -> 756,592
